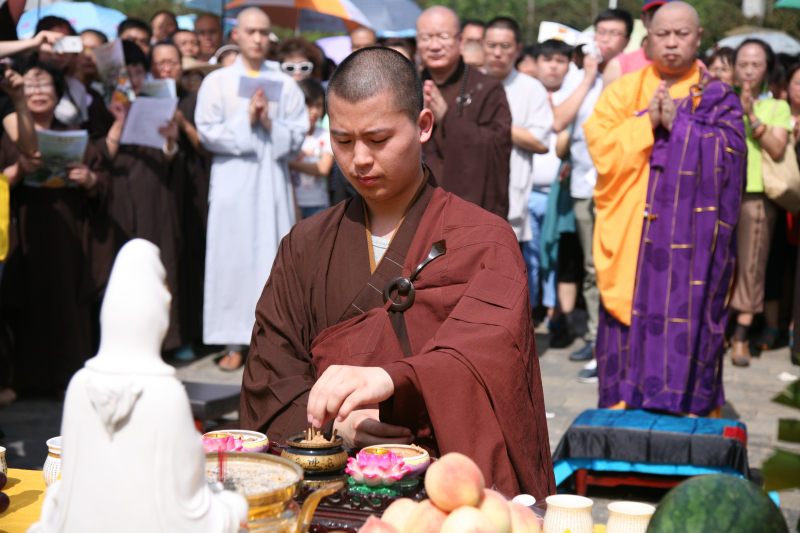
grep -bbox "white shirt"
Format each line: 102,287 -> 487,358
569,70 -> 604,199
292,126 -> 333,208
501,68 -> 553,242
532,81 -> 576,191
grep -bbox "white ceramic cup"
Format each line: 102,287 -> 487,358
0,445 -> 6,475
43,436 -> 62,487
606,501 -> 656,533
544,494 -> 594,533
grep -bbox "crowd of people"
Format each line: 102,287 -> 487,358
0,0 -> 797,426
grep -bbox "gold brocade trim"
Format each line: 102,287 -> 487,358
726,147 -> 745,156
671,244 -> 694,249
692,280 -> 706,285
632,309 -> 643,316
694,206 -> 717,212
719,220 -> 734,229
667,318 -> 690,323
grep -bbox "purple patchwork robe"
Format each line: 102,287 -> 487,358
596,78 -> 747,416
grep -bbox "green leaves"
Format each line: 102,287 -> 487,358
772,379 -> 800,410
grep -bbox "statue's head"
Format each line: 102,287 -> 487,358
86,239 -> 175,376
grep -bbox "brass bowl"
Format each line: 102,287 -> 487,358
281,433 -> 348,474
205,452 -> 302,522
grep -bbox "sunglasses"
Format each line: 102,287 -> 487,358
281,61 -> 313,75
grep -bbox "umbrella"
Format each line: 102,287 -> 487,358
223,0 -> 372,32
349,0 -> 421,38
16,1 -> 126,40
714,30 -> 800,55
776,0 -> 800,8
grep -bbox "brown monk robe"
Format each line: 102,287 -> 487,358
242,167 -> 554,498
420,60 -> 513,219
0,130 -> 108,394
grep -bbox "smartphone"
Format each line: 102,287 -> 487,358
53,36 -> 83,54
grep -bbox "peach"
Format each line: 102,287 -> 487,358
424,452 -> 485,511
440,506 -> 499,533
404,499 -> 448,533
508,502 -> 542,533
360,516 -> 400,533
478,489 -> 512,533
381,498 -> 419,532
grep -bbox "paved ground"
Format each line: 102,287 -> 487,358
3,334 -> 800,529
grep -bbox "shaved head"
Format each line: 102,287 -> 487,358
648,0 -> 702,77
651,1 -> 699,30
237,6 -> 270,25
417,5 -> 460,33
327,47 -> 422,123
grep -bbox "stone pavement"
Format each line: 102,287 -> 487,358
3,338 -> 800,529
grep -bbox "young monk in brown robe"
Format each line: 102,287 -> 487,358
240,47 -> 555,500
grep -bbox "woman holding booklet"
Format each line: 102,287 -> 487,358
95,40 -> 188,357
0,59 -> 108,396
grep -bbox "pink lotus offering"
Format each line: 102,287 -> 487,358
346,450 -> 411,487
202,430 -> 269,453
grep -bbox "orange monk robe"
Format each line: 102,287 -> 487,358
584,63 -> 700,325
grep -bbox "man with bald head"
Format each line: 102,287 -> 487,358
350,26 -> 377,52
416,5 -> 513,218
195,7 -> 308,370
584,1 -> 746,416
240,46 -> 556,499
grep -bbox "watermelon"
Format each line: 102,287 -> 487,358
646,474 -> 787,533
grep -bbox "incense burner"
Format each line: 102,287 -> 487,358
281,433 -> 348,474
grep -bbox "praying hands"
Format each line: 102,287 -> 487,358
649,81 -> 676,132
248,88 -> 271,131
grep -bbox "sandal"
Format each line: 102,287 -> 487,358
218,351 -> 243,372
756,327 -> 779,351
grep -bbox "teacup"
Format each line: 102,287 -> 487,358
606,501 -> 656,533
543,494 -> 594,533
0,445 -> 7,475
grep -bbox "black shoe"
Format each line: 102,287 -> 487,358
569,341 -> 595,361
549,318 -> 574,349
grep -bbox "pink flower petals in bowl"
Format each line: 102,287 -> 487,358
346,450 -> 411,487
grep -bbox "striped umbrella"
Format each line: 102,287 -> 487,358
223,0 -> 372,32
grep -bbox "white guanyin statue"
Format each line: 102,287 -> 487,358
29,239 -> 248,533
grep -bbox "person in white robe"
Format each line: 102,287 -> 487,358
195,8 -> 308,369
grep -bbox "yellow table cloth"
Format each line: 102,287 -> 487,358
1,469 -> 46,533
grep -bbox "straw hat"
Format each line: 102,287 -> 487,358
181,57 -> 220,75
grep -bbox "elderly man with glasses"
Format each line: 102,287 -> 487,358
416,5 -> 512,219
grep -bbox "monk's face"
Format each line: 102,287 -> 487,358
648,10 -> 701,76
329,91 -> 433,206
234,11 -> 271,64
416,11 -> 462,73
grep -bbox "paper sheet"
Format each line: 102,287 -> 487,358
120,96 -> 179,149
94,39 -> 135,106
237,76 -> 283,102
140,78 -> 177,98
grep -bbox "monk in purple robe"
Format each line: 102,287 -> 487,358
584,2 -> 746,416
240,48 -> 555,499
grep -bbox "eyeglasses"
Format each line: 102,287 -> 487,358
595,29 -> 627,39
154,60 -> 181,69
416,32 -> 458,44
24,83 -> 54,95
281,61 -> 313,75
484,41 -> 515,51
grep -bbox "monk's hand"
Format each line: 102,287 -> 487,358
423,80 -> 448,124
334,409 -> 414,448
249,88 -> 265,127
660,88 -> 676,132
307,365 -> 395,428
649,82 -> 663,130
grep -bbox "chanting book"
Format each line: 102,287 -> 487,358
25,130 -> 88,188
95,39 -> 136,107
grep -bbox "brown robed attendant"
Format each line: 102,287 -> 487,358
417,6 -> 513,219
240,47 -> 554,499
